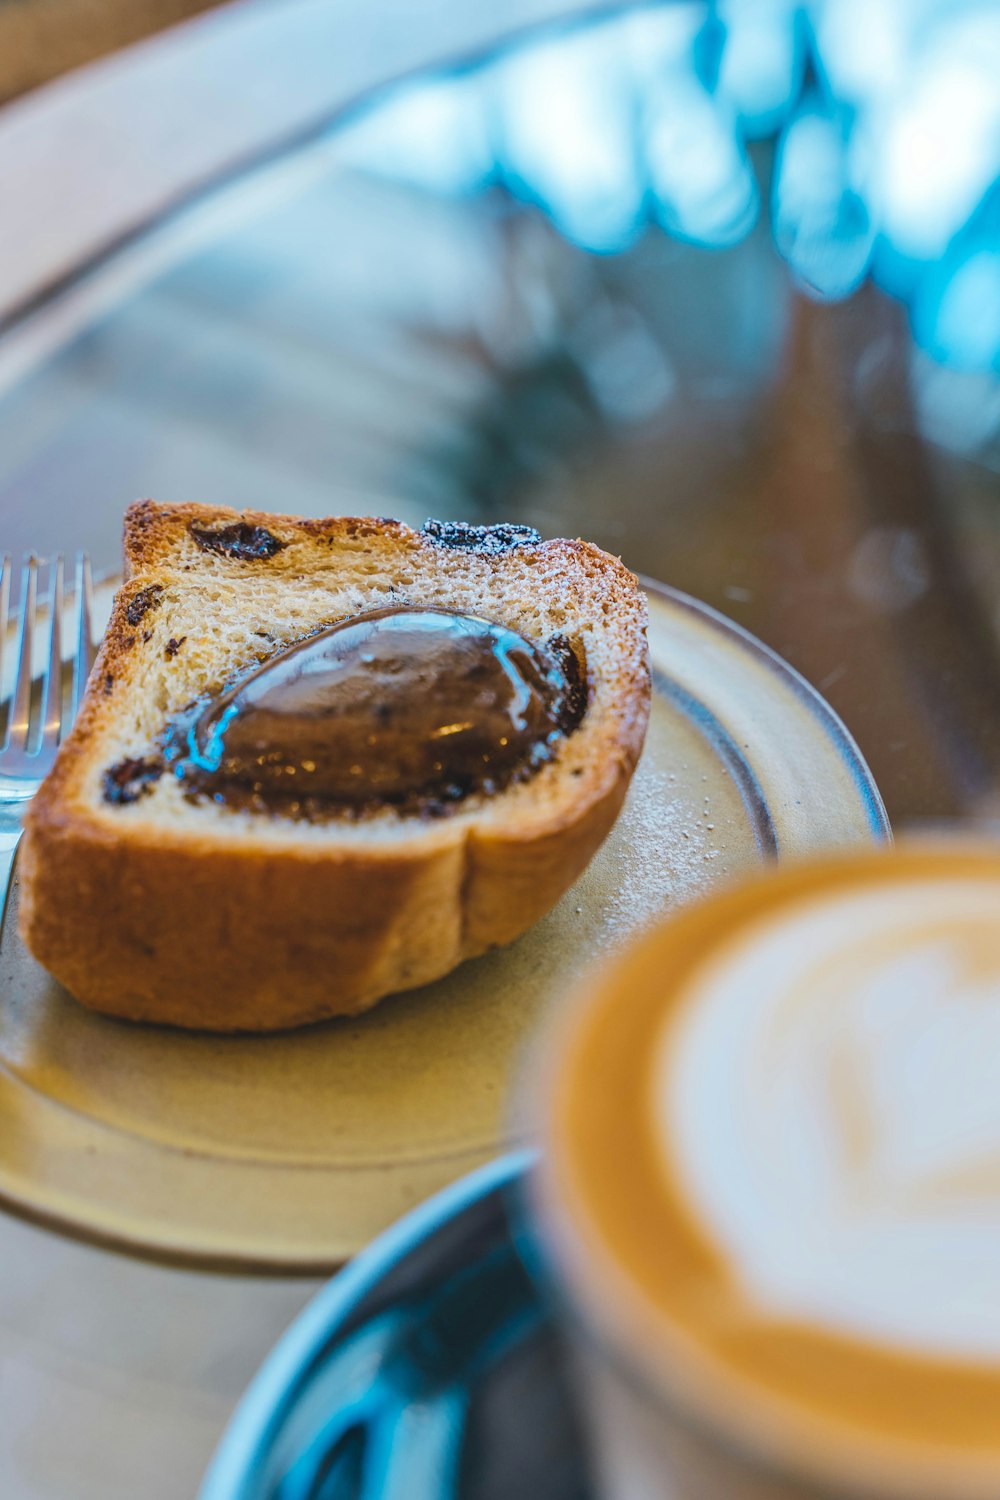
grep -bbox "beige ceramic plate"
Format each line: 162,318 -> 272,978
0,580 -> 888,1271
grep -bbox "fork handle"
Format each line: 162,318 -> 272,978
0,826 -> 23,932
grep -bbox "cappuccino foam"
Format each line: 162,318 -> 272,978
663,881 -> 1000,1360
543,848 -> 1000,1497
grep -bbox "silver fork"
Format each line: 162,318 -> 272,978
0,554 -> 96,925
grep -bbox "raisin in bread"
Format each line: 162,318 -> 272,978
19,501 -> 651,1030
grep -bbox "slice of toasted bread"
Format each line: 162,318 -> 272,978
19,501 -> 650,1030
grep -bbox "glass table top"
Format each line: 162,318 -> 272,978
2,0 -> 1000,829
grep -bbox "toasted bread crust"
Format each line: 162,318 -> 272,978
20,502 -> 650,1030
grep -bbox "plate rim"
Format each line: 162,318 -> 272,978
641,576 -> 890,843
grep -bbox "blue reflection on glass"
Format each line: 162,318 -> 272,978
810,0 -> 913,105
494,22 -> 645,254
918,248 -> 1000,371
621,3 -> 760,246
773,101 -> 874,298
336,0 -> 1000,384
716,0 -> 805,137
341,74 -> 493,197
862,13 -> 1000,262
643,68 -> 759,246
938,251 -> 1000,370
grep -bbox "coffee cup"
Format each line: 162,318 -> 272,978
530,843 -> 1000,1499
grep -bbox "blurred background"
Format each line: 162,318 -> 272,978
3,0 -> 1000,831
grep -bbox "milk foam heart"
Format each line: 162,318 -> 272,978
659,881 -> 1000,1359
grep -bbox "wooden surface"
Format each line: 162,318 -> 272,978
0,0 -> 222,103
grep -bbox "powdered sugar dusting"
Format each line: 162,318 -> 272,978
556,740 -> 741,969
593,760 -> 715,947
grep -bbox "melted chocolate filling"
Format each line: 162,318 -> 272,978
154,606 -> 586,820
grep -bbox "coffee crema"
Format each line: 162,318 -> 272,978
542,846 -> 1000,1497
159,606 -> 585,818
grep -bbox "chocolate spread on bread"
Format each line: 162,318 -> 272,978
144,606 -> 587,819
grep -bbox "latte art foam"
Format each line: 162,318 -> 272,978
661,883 -> 1000,1360
542,848 -> 1000,1497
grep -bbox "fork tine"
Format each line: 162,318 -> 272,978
7,556 -> 37,751
0,555 -> 10,723
72,553 -> 95,717
39,556 -> 64,752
